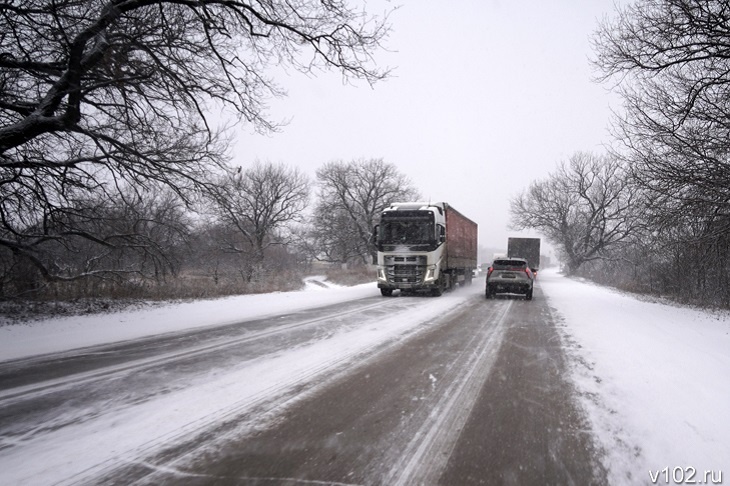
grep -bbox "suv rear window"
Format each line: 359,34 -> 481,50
492,259 -> 527,269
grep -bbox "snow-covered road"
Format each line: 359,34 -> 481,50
0,270 -> 728,485
1,283 -> 480,484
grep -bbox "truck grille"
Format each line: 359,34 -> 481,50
384,255 -> 427,284
388,265 -> 425,283
384,255 -> 427,265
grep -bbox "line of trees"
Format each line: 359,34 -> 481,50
0,1 -> 398,300
0,157 -> 418,300
511,0 -> 730,308
7,0 -> 730,311
0,1 -> 407,300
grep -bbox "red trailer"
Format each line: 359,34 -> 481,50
444,204 -> 478,271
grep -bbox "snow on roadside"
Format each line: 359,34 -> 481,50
302,275 -> 342,290
0,279 -> 375,362
540,268 -> 730,484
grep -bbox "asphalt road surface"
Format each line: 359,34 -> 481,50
0,279 -> 607,485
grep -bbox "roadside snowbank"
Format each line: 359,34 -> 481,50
540,268 -> 730,484
0,278 -> 375,361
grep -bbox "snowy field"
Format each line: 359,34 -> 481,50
1,271 -> 728,484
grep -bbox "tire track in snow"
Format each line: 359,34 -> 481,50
0,299 -> 398,406
385,298 -> 513,485
0,297 -> 420,454
0,292 -> 473,486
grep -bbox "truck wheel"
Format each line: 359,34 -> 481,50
431,276 -> 446,296
431,279 -> 445,296
381,288 -> 393,297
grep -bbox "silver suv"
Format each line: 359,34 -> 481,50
485,257 -> 534,300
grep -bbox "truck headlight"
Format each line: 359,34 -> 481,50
377,267 -> 387,282
424,265 -> 436,282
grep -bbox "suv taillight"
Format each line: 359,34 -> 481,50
487,267 -> 493,277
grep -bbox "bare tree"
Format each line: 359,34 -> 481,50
0,185 -> 190,297
307,207 -> 369,265
592,0 -> 730,233
510,152 -> 640,274
0,0 -> 390,289
212,161 -> 309,280
311,158 -> 420,265
591,0 -> 730,306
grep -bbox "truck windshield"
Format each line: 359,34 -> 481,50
378,212 -> 434,245
380,221 -> 433,244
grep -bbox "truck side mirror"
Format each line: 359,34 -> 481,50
372,224 -> 379,243
438,225 -> 446,243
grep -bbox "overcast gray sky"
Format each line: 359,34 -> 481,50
232,0 -> 621,255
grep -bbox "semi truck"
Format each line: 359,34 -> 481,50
507,237 -> 541,275
373,202 -> 478,296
